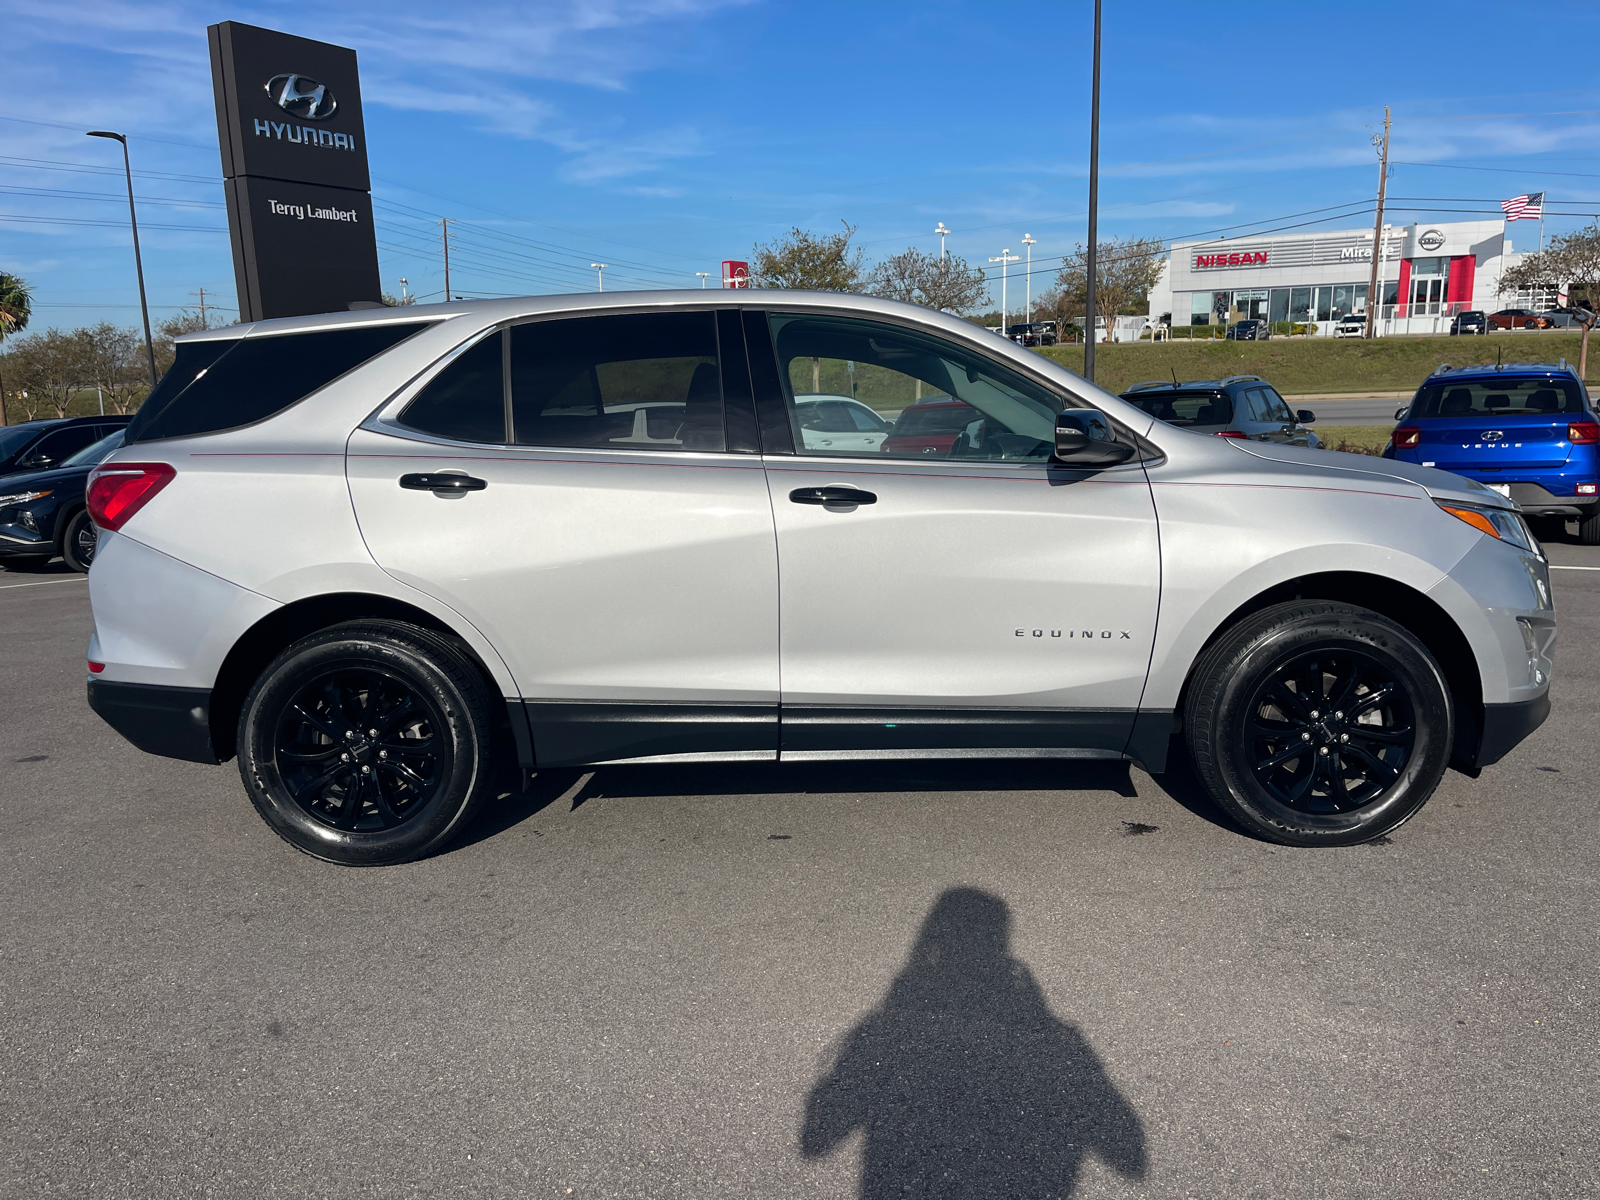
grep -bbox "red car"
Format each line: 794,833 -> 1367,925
1489,309 -> 1553,330
881,398 -> 977,456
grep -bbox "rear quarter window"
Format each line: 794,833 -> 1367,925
127,322 -> 430,444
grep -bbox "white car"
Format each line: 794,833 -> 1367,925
84,292 -> 1554,864
794,393 -> 892,453
1334,313 -> 1368,338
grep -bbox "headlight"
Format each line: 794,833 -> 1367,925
0,489 -> 52,506
1437,501 -> 1538,554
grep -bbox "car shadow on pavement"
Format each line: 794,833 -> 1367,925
800,886 -> 1149,1198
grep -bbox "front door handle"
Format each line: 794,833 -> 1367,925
789,486 -> 877,506
400,472 -> 487,495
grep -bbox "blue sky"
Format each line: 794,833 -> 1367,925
5,0 -> 1600,330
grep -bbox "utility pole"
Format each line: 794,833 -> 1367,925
990,249 -> 1020,334
1022,234 -> 1037,324
1083,0 -> 1103,380
86,131 -> 157,388
591,263 -> 608,292
189,287 -> 209,327
696,272 -> 711,288
441,219 -> 452,300
1364,106 -> 1391,340
936,222 -> 950,261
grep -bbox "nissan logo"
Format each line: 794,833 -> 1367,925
1418,229 -> 1447,252
1482,430 -> 1504,441
265,74 -> 337,120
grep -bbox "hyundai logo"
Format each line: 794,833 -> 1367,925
1482,430 -> 1504,441
1418,228 -> 1447,252
265,74 -> 337,120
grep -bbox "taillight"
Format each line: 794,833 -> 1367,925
87,463 -> 176,531
1392,426 -> 1421,448
1568,421 -> 1600,445
1214,430 -> 1249,439
87,661 -> 105,674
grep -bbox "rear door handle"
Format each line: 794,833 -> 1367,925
789,486 -> 877,506
400,472 -> 487,495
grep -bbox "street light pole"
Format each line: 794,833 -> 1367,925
990,249 -> 1020,334
1021,234 -> 1037,324
591,263 -> 608,292
1083,0 -> 1103,381
87,131 -> 157,388
935,222 -> 950,261
696,272 -> 711,288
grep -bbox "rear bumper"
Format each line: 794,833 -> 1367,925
1504,482 -> 1598,519
87,679 -> 218,764
1471,693 -> 1551,769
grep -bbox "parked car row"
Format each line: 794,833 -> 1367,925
0,416 -> 132,572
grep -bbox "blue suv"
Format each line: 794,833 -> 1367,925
1385,361 -> 1599,544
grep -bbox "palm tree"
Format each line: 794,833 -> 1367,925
0,273 -> 35,427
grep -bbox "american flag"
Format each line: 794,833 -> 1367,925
1501,192 -> 1545,221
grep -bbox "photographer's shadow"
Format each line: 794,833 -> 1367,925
801,888 -> 1148,1198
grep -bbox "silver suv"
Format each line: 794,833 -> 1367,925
84,292 -> 1555,864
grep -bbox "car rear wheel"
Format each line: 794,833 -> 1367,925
60,509 -> 98,573
237,620 -> 494,866
1184,601 -> 1452,846
1579,510 -> 1600,547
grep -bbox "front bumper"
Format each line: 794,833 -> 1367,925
87,679 -> 218,764
1474,693 -> 1551,768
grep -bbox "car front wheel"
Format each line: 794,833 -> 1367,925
1184,601 -> 1452,846
237,620 -> 495,865
60,509 -> 98,573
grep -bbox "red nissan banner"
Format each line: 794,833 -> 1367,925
722,260 -> 749,288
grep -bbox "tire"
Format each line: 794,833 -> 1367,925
1184,601 -> 1452,846
237,619 -> 495,865
1579,509 -> 1600,547
60,508 -> 98,573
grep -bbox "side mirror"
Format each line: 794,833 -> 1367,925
21,453 -> 52,469
1296,409 -> 1316,424
1054,409 -> 1135,466
1394,407 -> 1409,421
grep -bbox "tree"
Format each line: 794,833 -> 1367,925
381,291 -> 417,307
1053,235 -> 1167,341
865,247 -> 990,314
751,222 -> 865,292
0,272 -> 34,426
82,322 -> 146,414
5,329 -> 89,418
1501,220 -> 1600,381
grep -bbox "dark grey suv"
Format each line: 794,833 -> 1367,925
1122,375 -> 1321,447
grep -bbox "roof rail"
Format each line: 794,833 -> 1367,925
1429,363 -> 1452,375
1125,380 -> 1173,393
1220,374 -> 1262,386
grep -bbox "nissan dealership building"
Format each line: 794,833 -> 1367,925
1148,220 -> 1546,336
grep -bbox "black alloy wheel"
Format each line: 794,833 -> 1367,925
61,508 -> 98,573
238,620 -> 494,865
1185,601 -> 1452,846
274,668 -> 448,833
1244,649 -> 1414,814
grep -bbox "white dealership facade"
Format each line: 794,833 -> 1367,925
1148,220 -> 1548,336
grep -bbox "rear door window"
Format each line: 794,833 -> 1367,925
127,322 -> 430,443
510,312 -> 723,452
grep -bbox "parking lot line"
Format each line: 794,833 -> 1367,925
0,576 -> 88,590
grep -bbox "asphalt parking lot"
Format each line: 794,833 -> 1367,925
2,546 -> 1597,1200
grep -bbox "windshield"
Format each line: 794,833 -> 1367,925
62,429 -> 125,467
1409,377 -> 1588,418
